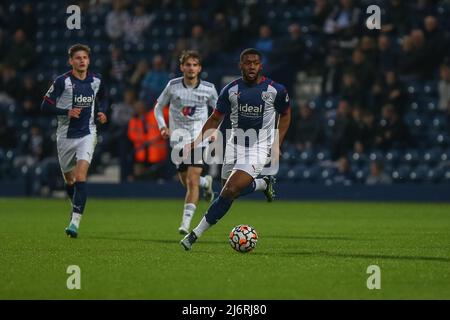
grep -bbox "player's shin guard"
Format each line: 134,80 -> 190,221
204,195 -> 233,225
72,181 -> 87,215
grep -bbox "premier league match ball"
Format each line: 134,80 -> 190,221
229,225 -> 258,253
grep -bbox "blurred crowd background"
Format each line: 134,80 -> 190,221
0,0 -> 450,195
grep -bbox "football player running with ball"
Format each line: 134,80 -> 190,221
181,48 -> 291,250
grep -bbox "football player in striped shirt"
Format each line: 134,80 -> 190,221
181,48 -> 291,250
41,44 -> 108,238
154,50 -> 217,234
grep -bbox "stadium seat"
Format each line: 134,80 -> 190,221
402,149 -> 420,165
298,149 -> 314,164
423,147 -> 442,165
384,149 -> 401,165
409,165 -> 429,183
391,164 -> 412,183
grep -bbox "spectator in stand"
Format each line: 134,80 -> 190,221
359,36 -> 377,64
127,100 -> 169,180
103,46 -> 131,85
340,71 -> 363,106
0,64 -> 20,102
312,0 -> 333,32
352,107 -> 375,154
13,3 -> 37,42
105,0 -> 130,42
127,59 -> 148,92
124,4 -> 154,45
377,34 -> 397,73
381,0 -> 411,36
375,104 -> 409,150
321,51 -> 343,96
323,0 -> 360,49
17,74 -> 43,117
270,22 -> 305,94
424,15 -> 449,74
331,99 -> 355,160
383,70 -> 407,114
4,29 -> 35,71
349,48 -> 374,94
291,103 -> 323,150
254,25 -> 273,65
110,88 -> 136,182
171,24 -> 210,71
332,156 -> 354,185
365,160 -> 392,185
438,64 -> 450,111
14,125 -> 51,168
0,112 -> 16,150
140,55 -> 170,106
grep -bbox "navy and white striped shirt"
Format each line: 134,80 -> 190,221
41,71 -> 108,139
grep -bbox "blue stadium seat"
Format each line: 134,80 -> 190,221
409,165 -> 429,183
301,165 -> 320,182
287,164 -> 307,181
431,114 -> 448,130
368,150 -> 384,162
315,149 -> 331,162
391,164 -> 411,183
350,152 -> 368,167
423,147 -> 442,165
402,149 -> 420,165
423,81 -> 438,97
298,149 -> 314,164
384,149 -> 401,165
441,149 -> 450,161
355,166 -> 370,183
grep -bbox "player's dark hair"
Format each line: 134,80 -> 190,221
179,50 -> 202,65
240,48 -> 262,61
68,44 -> 91,58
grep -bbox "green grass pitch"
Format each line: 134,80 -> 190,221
1,197 -> 449,299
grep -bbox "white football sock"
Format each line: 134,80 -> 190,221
199,176 -> 208,188
254,178 -> 267,191
70,213 -> 82,228
181,203 -> 196,229
193,216 -> 211,237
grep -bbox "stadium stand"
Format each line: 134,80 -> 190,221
0,0 -> 449,196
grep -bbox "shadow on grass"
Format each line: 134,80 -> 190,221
86,236 -> 450,262
86,235 -> 224,245
252,250 -> 450,262
264,235 -> 355,241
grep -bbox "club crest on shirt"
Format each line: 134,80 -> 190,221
181,106 -> 196,117
261,91 -> 275,103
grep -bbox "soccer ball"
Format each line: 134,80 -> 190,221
229,225 -> 258,253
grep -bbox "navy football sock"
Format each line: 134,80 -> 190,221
65,183 -> 75,202
72,182 -> 87,215
205,196 -> 233,225
238,180 -> 256,198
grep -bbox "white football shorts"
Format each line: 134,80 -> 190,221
56,134 -> 97,173
221,142 -> 270,180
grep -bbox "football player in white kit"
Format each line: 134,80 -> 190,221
154,50 -> 217,234
41,44 -> 108,238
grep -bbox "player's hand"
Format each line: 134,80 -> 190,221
68,107 -> 81,119
97,112 -> 107,124
160,127 -> 170,139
